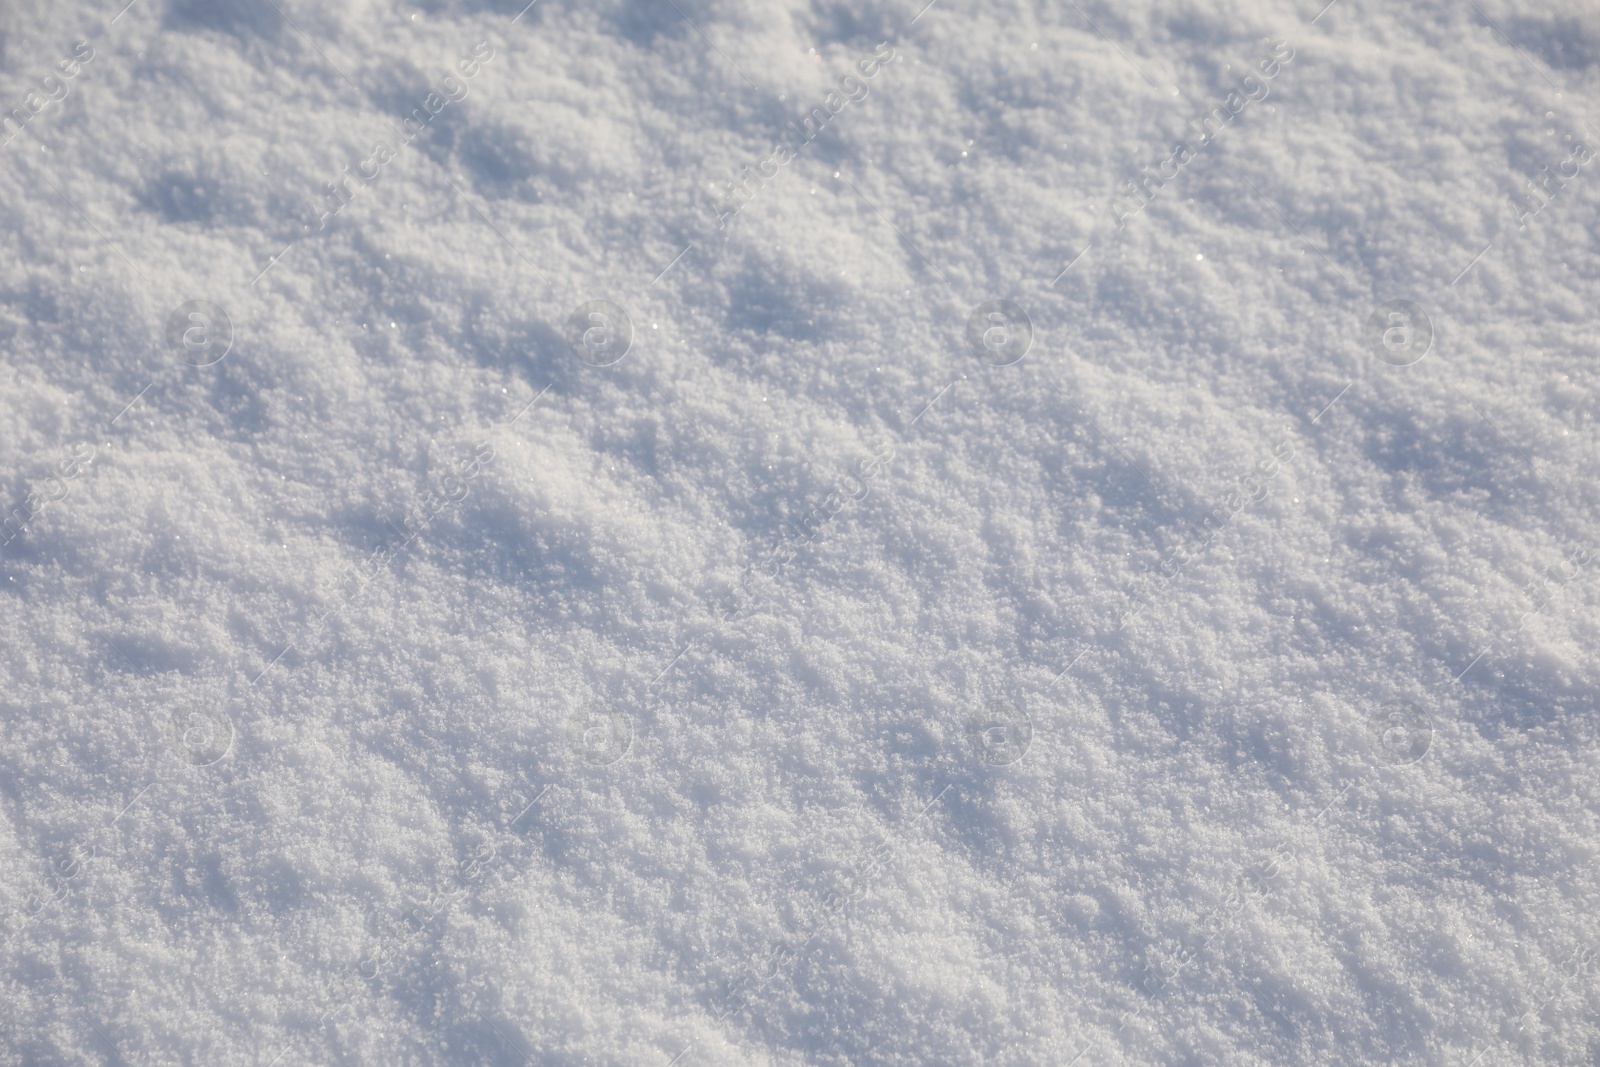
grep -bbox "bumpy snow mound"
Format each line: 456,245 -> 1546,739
2,0 -> 1598,1064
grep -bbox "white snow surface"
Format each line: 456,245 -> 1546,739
2,0 -> 1599,1064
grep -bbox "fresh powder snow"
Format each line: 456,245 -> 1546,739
2,0 -> 1598,1064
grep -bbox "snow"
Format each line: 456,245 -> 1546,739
2,0 -> 1599,1064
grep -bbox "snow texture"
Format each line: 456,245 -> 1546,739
2,0 -> 1599,1064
